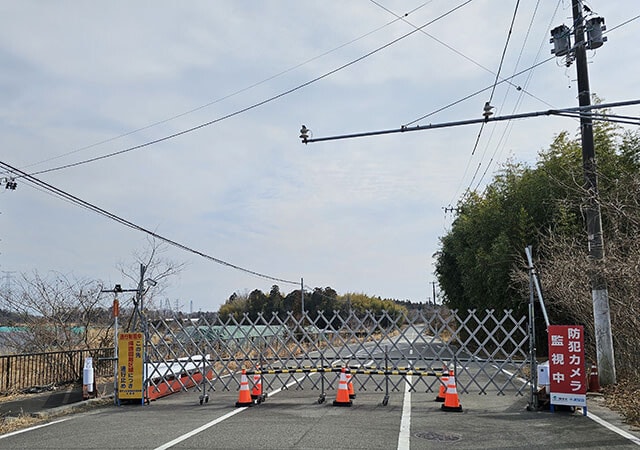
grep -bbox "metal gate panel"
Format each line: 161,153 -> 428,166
140,307 -> 530,399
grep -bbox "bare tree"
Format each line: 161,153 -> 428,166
513,171 -> 640,379
0,271 -> 111,353
0,239 -> 186,354
116,237 -> 186,317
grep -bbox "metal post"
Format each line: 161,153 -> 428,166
101,283 -> 138,405
571,0 -> 616,385
300,278 -> 304,317
5,357 -> 10,393
524,247 -> 550,327
134,263 -> 149,404
383,345 -> 389,406
431,281 -> 437,306
318,353 -> 326,404
527,247 -> 538,411
113,297 -> 119,405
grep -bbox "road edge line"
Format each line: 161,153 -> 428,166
586,410 -> 640,446
0,417 -> 72,440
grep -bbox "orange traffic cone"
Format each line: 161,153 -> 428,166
251,367 -> 263,401
235,369 -> 254,407
588,362 -> 601,393
435,366 -> 449,402
441,372 -> 463,412
347,372 -> 356,399
333,368 -> 352,407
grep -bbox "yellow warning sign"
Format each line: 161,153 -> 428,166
117,332 -> 144,400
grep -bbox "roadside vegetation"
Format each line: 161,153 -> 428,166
435,109 -> 640,426
218,286 -> 408,326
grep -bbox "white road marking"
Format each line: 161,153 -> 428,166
154,407 -> 247,450
397,375 -> 412,450
494,366 -> 530,385
495,365 -> 640,446
586,410 -> 640,446
154,374 -> 309,450
0,418 -> 72,440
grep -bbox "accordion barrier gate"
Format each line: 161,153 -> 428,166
138,307 -> 530,404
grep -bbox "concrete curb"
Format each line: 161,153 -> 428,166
30,394 -> 115,419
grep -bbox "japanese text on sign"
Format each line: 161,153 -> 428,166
117,332 -> 144,401
547,325 -> 586,407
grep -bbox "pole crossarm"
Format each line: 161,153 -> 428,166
301,99 -> 640,144
100,288 -> 138,294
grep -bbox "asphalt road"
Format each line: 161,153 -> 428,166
2,328 -> 639,449
1,378 -> 639,449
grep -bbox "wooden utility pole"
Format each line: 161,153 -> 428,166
570,0 -> 616,385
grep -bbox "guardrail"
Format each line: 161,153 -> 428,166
0,347 -> 114,394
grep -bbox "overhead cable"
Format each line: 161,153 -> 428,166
464,0 -> 521,193
402,57 -> 554,127
471,0 -> 560,194
368,0 -> 552,109
15,0 -> 474,181
0,160 -> 300,286
14,1 -> 433,175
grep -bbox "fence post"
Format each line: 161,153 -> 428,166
5,357 -> 10,392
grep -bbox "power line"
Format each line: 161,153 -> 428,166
402,56 -> 554,127
605,13 -> 640,33
470,3 -> 637,196
401,7 -> 640,129
464,0 -> 521,194
368,0 -> 551,109
460,0 -> 527,200
471,0 -> 561,195
12,0 -> 474,181
0,160 -> 299,286
487,1 -> 521,106
11,2 -> 433,176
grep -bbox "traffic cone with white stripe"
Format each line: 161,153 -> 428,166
346,372 -> 356,399
588,362 -> 601,393
435,366 -> 449,402
235,369 -> 254,407
333,368 -> 352,407
440,371 -> 463,412
251,366 -> 264,402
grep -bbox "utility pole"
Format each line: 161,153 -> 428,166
300,278 -> 304,317
571,0 -> 615,386
551,2 -> 615,384
101,283 -> 136,405
430,281 -> 437,306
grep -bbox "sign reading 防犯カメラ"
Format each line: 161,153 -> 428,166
117,332 -> 144,401
547,325 -> 586,408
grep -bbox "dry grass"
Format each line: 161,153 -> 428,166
603,377 -> 640,429
0,414 -> 43,435
0,395 -> 113,436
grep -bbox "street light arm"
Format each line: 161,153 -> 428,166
299,99 -> 640,144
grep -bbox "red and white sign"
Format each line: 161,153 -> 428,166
547,325 -> 586,407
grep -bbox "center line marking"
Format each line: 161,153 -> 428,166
397,375 -> 412,450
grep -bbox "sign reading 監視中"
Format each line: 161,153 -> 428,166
117,332 -> 144,401
547,325 -> 586,408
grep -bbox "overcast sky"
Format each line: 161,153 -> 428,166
1,1 -> 639,313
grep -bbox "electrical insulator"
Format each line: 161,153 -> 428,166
586,17 -> 607,50
550,25 -> 572,57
